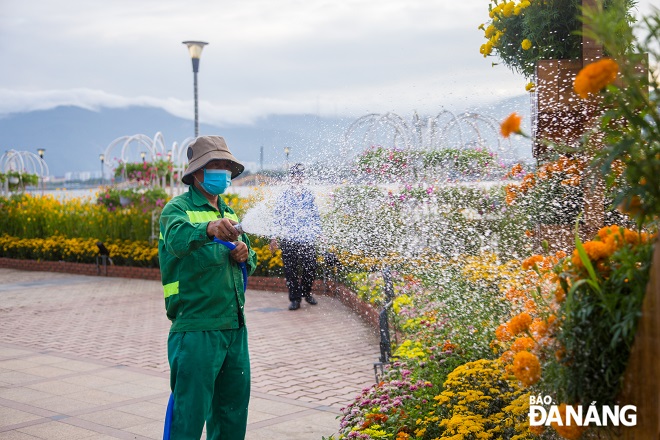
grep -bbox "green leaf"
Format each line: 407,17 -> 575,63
574,222 -> 601,294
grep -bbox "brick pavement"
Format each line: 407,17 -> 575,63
0,268 -> 380,439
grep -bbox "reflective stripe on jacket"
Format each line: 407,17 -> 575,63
158,185 -> 257,332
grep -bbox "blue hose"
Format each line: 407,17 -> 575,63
163,393 -> 174,440
213,238 -> 248,290
163,237 -> 248,440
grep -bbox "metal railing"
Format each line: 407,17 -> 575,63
373,266 -> 395,382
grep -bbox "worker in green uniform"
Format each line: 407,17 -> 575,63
159,135 -> 257,440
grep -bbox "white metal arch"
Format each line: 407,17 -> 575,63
102,132 -> 174,177
341,113 -> 415,159
451,112 -> 506,153
429,110 -> 466,149
0,149 -> 49,194
0,149 -> 49,177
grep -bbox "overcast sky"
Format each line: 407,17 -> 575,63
0,0 -> 655,127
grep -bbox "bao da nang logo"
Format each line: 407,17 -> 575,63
529,396 -> 637,427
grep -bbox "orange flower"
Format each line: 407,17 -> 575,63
520,173 -> 536,190
551,404 -> 588,439
574,58 -> 619,99
529,319 -> 549,340
597,225 -> 621,241
501,113 -> 523,137
496,323 -> 512,342
506,163 -> 524,178
505,184 -> 521,205
442,340 -> 456,352
507,312 -> 532,335
623,229 -> 641,245
618,195 -> 643,218
529,424 -> 545,435
500,349 -> 515,363
505,287 -> 525,302
511,336 -> 536,352
522,255 -> 544,270
571,241 -> 609,266
584,241 -> 610,261
512,351 -> 541,386
524,299 -> 537,314
561,175 -> 581,186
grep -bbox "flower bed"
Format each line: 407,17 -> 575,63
327,6 -> 660,437
326,227 -> 656,440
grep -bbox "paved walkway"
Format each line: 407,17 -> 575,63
0,268 -> 380,439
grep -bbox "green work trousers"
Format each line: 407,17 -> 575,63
167,327 -> 250,440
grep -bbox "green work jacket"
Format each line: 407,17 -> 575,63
158,185 -> 257,332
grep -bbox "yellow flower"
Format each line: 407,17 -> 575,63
521,39 -> 532,50
481,41 -> 494,57
500,113 -> 522,137
502,1 -> 515,17
484,24 -> 497,38
574,58 -> 619,99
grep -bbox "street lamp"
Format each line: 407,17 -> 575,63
140,151 -> 146,163
284,147 -> 290,171
182,40 -> 209,138
37,148 -> 45,195
99,154 -> 105,185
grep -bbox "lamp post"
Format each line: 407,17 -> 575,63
182,41 -> 208,138
99,154 -> 105,186
140,151 -> 146,163
37,148 -> 45,195
284,147 -> 290,171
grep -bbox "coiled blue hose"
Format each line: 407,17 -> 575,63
163,238 -> 248,440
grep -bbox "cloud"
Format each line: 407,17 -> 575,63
0,0 -> 510,126
4,0 -> 651,127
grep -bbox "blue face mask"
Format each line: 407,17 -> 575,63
199,169 -> 232,195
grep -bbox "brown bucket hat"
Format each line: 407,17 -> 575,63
181,136 -> 244,185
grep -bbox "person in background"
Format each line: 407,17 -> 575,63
270,163 -> 322,311
159,135 -> 257,440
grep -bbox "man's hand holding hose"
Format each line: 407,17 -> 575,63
206,218 -> 248,263
207,218 -> 240,242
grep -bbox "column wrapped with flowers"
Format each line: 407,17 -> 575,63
480,0 -> 635,158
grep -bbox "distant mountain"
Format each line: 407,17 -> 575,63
0,106 -> 354,177
0,99 -> 532,178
